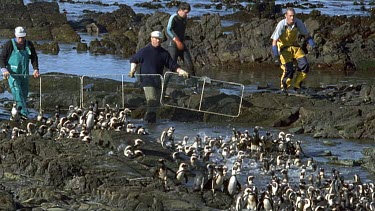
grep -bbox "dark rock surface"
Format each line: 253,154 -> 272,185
1,78 -> 375,210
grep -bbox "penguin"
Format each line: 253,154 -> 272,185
26,122 -> 37,136
242,187 -> 258,210
211,165 -> 225,193
126,123 -> 136,133
10,103 -> 20,122
226,165 -> 242,197
160,126 -> 175,149
257,190 -> 273,211
175,163 -> 189,185
85,109 -> 95,132
133,139 -> 144,149
153,159 -> 175,191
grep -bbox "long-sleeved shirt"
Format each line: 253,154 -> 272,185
166,13 -> 187,41
0,38 -> 39,70
130,43 -> 180,87
271,18 -> 309,48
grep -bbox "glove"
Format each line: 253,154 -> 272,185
33,69 -> 40,78
307,37 -> 315,48
173,37 -> 184,51
128,71 -> 135,78
271,46 -> 281,66
1,68 -> 9,79
177,69 -> 189,78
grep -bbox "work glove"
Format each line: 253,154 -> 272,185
307,37 -> 316,48
173,37 -> 184,51
33,69 -> 40,78
271,46 -> 281,66
1,68 -> 9,79
177,69 -> 189,78
128,70 -> 135,78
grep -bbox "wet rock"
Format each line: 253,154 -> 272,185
76,42 -> 88,51
51,24 -> 81,42
0,190 -> 16,211
322,140 -> 339,146
327,159 -> 362,166
321,150 -> 332,156
362,147 -> 375,173
96,4 -> 136,32
37,41 -> 60,55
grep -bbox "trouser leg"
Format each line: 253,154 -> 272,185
280,62 -> 294,90
183,48 -> 195,76
143,86 -> 160,123
294,56 -> 309,89
8,76 -> 29,116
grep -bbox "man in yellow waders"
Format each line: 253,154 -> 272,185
270,7 -> 316,94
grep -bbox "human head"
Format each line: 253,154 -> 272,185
14,26 -> 27,44
150,31 -> 163,47
177,2 -> 191,18
284,7 -> 296,25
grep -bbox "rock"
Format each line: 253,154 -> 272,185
51,24 -> 81,42
327,159 -> 361,166
76,42 -> 88,51
37,41 -> 60,55
321,150 -> 332,156
0,190 -> 16,211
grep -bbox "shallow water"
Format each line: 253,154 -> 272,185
142,120 -> 375,187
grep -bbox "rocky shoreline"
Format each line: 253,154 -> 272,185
0,76 -> 374,210
0,1 -> 374,210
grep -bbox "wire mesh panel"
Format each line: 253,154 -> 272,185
81,75 -> 125,109
161,72 -> 244,117
37,73 -> 81,113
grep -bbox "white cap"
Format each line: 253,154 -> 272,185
150,31 -> 163,39
15,26 -> 27,37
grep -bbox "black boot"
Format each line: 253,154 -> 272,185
144,112 -> 156,123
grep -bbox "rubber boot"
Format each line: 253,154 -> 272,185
294,72 -> 307,90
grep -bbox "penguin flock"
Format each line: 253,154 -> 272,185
2,102 -> 148,142
2,104 -> 375,210
158,126 -> 375,211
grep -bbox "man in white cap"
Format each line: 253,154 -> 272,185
129,30 -> 189,123
0,26 -> 40,117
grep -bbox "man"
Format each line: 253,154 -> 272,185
270,7 -> 316,94
128,31 -> 189,123
166,2 -> 195,76
0,26 -> 40,116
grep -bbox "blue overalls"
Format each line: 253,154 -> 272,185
7,38 -> 31,116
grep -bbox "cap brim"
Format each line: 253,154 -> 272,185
15,33 -> 26,37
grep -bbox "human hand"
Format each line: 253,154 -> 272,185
1,68 -> 9,79
128,70 -> 135,78
173,37 -> 184,51
33,69 -> 40,78
177,69 -> 189,78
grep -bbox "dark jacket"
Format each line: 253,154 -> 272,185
130,44 -> 180,87
0,38 -> 39,70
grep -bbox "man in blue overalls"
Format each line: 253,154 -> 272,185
0,26 -> 40,117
